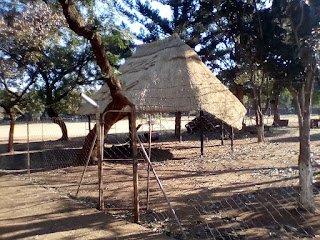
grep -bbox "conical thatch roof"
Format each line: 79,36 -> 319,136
78,34 -> 246,130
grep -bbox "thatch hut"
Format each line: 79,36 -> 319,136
78,33 -> 246,130
77,34 -> 247,224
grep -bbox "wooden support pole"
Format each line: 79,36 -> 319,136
130,107 -> 139,223
26,121 -> 30,176
175,111 -> 182,142
221,123 -> 224,146
101,118 -> 104,161
88,115 -> 91,132
200,111 -> 204,156
231,127 -> 234,152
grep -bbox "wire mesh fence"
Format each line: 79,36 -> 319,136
0,113 -> 320,239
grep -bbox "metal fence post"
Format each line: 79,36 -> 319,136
26,121 -> 30,176
80,93 -> 103,210
130,106 -> 139,223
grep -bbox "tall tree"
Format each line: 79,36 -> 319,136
281,0 -> 319,211
118,0 -> 228,70
36,39 -> 94,140
216,1 -> 269,141
0,1 -> 62,152
36,28 -> 133,140
218,0 -> 319,210
56,0 -> 135,162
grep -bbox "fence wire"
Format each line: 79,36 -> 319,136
0,113 -> 320,239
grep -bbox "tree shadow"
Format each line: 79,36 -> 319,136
269,133 -> 320,143
140,183 -> 320,239
0,180 -> 170,240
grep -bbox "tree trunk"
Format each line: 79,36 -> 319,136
175,111 -> 181,140
273,93 -> 281,123
47,107 -> 69,141
298,64 -> 316,212
252,71 -> 265,143
58,1 -> 134,163
256,111 -> 264,143
263,97 -> 271,116
79,101 -> 129,164
298,118 -> 315,211
8,111 -> 15,153
235,84 -> 244,103
288,64 -> 316,212
253,87 -> 264,142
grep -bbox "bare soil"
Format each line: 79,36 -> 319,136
0,115 -> 320,239
0,173 -> 172,240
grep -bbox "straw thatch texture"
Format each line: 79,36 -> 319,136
78,34 -> 246,130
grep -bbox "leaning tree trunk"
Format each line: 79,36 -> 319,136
47,107 -> 69,141
58,0 -> 134,163
79,102 -> 128,164
8,111 -> 15,153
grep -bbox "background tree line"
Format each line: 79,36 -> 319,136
0,0 -> 134,145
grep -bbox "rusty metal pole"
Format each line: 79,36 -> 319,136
200,111 -> 204,156
26,121 -> 30,176
130,107 -> 139,223
137,135 -> 187,239
146,114 -> 152,210
231,127 -> 234,152
80,93 -> 104,211
96,110 -> 104,211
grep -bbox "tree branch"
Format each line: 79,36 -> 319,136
288,86 -> 303,127
292,1 -> 305,47
58,0 -> 121,92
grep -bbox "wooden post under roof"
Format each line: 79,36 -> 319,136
175,111 -> 182,142
231,127 -> 234,151
200,111 -> 204,156
221,123 -> 224,146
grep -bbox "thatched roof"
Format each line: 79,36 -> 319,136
78,34 -> 246,130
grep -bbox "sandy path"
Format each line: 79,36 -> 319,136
0,173 -> 172,240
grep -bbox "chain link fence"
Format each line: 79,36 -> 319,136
0,113 -> 320,239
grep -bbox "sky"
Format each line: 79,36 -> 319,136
121,1 -> 173,42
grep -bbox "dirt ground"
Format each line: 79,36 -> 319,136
0,172 -> 172,240
0,115 -> 320,239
